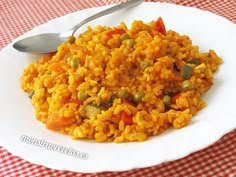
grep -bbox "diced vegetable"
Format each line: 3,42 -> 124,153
156,17 -> 166,35
109,94 -> 117,103
28,90 -> 35,99
172,93 -> 181,103
117,89 -> 129,99
187,58 -> 201,64
46,114 -> 74,130
121,111 -> 133,126
122,99 -> 135,106
134,91 -> 145,103
107,29 -> 126,38
70,57 -> 80,69
79,105 -> 101,119
67,36 -> 76,44
85,105 -> 101,118
140,61 -> 151,70
77,91 -> 89,102
181,64 -> 193,79
180,107 -> 187,111
125,39 -> 135,47
171,93 -> 187,111
120,33 -> 130,41
104,94 -> 116,108
48,62 -> 66,72
182,80 -> 193,91
163,95 -> 171,106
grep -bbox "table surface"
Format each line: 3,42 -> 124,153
0,0 -> 236,176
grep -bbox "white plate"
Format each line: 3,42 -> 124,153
0,2 -> 236,173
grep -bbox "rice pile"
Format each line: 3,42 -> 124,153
21,17 -> 222,142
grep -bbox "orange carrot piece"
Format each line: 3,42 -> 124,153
46,114 -> 74,130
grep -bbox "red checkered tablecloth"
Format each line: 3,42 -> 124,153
0,0 -> 236,176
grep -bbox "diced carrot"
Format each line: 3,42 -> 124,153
107,29 -> 126,38
121,111 -> 133,126
156,17 -> 166,35
48,62 -> 66,72
46,114 -> 74,130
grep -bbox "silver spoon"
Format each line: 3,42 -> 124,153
13,0 -> 144,53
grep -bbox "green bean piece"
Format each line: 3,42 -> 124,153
187,58 -> 201,64
181,64 -> 193,79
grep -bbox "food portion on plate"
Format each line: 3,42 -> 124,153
21,17 -> 222,143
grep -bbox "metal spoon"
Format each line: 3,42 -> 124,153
13,0 -> 144,53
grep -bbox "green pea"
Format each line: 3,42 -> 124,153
67,36 -> 76,44
134,91 -> 145,103
163,95 -> 171,106
71,57 -> 80,69
140,61 -> 151,70
117,89 -> 129,99
126,39 -> 135,47
120,33 -> 130,41
77,91 -> 89,101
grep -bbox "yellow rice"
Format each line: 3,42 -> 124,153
21,19 -> 222,143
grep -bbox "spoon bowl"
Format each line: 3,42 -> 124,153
13,33 -> 66,53
13,0 -> 144,53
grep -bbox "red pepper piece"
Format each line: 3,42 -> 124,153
107,29 -> 126,38
172,93 -> 181,103
121,111 -> 133,126
156,17 -> 166,35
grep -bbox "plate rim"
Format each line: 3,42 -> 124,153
0,2 -> 236,173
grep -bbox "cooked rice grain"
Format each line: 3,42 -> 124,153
21,19 -> 222,143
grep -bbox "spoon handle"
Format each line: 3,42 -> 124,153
68,0 -> 144,36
